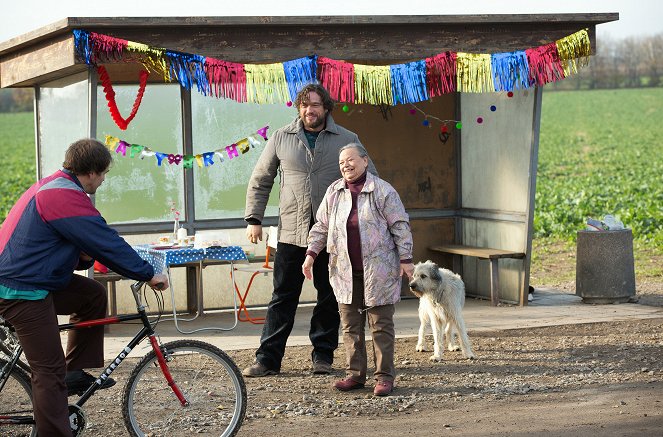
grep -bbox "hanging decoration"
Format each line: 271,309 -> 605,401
425,51 -> 457,97
390,60 -> 428,105
245,63 -> 290,104
317,57 -> 355,103
97,65 -> 149,130
491,51 -> 530,92
283,56 -> 318,102
556,29 -> 592,76
456,53 -> 495,93
73,28 -> 591,106
104,126 -> 269,169
526,43 -> 566,87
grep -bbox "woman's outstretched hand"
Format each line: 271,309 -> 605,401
302,255 -> 315,280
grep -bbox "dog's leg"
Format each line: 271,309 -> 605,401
416,305 -> 430,352
444,322 -> 461,352
429,309 -> 443,362
448,313 -> 475,359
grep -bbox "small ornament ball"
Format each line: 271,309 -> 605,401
422,119 -> 430,127
286,101 -> 293,107
455,122 -> 463,129
342,105 -> 349,112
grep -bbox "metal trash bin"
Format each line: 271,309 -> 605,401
576,229 -> 636,304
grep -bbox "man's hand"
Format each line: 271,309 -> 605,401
148,273 -> 169,290
246,224 -> 263,244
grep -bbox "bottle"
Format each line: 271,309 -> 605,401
177,226 -> 187,245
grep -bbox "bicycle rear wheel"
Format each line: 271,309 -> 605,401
0,358 -> 36,437
122,339 -> 247,437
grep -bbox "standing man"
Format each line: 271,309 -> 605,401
243,84 -> 377,377
0,138 -> 169,436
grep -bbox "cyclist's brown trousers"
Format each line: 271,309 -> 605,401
0,274 -> 107,436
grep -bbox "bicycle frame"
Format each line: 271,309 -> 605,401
0,281 -> 188,428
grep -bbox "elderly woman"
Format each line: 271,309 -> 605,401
302,143 -> 414,396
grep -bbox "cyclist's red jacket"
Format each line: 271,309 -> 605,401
0,169 -> 154,292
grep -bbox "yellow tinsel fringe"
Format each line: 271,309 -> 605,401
245,63 -> 290,104
556,29 -> 591,76
125,42 -> 170,82
354,65 -> 393,105
456,53 -> 495,93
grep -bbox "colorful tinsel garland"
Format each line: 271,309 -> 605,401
73,28 -> 591,106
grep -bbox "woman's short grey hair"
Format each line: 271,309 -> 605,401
339,143 -> 370,159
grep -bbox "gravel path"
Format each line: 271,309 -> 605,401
77,315 -> 662,436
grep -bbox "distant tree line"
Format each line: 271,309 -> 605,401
550,33 -> 663,90
0,33 -> 661,112
0,88 -> 33,112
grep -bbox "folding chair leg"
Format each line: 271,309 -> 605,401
231,270 -> 266,324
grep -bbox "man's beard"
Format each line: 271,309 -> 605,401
303,114 -> 325,130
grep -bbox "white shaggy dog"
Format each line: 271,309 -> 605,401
408,260 -> 475,361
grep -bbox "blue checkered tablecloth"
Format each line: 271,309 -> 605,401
133,245 -> 247,274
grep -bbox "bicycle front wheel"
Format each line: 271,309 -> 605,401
122,340 -> 247,437
0,358 -> 37,437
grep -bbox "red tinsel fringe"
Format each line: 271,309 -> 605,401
525,43 -> 566,87
97,66 -> 149,130
88,32 -> 128,64
204,58 -> 247,103
425,52 -> 457,97
317,57 -> 355,103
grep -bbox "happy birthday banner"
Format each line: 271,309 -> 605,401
73,28 -> 591,106
104,126 -> 269,169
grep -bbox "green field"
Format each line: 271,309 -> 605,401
0,89 -> 661,267
0,112 -> 35,219
537,88 -> 662,246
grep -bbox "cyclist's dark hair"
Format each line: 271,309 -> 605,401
294,84 -> 335,113
63,138 -> 113,175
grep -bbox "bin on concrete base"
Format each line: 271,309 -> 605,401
576,229 -> 636,304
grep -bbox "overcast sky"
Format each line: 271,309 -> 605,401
1,0 -> 661,43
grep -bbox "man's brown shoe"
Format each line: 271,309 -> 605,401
312,360 -> 333,375
373,379 -> 393,396
333,377 -> 365,391
242,361 -> 278,377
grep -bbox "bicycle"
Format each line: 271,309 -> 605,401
0,280 -> 247,437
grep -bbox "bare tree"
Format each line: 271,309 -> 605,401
641,33 -> 663,87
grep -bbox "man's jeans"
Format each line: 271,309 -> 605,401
255,242 -> 339,370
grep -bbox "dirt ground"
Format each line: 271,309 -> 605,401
38,245 -> 663,436
76,314 -> 662,437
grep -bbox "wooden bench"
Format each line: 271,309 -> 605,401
93,271 -> 126,316
429,244 -> 525,306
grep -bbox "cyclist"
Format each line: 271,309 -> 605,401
0,138 -> 169,436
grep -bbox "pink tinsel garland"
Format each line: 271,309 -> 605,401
205,58 -> 247,103
526,43 -> 566,86
98,66 -> 149,130
88,32 -> 128,64
425,52 -> 457,97
317,57 -> 355,103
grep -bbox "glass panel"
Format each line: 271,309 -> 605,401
38,72 -> 89,177
95,84 -> 183,224
191,94 -> 295,220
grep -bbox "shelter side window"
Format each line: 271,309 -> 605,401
190,93 -> 291,220
38,72 -> 89,177
94,83 -> 184,224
